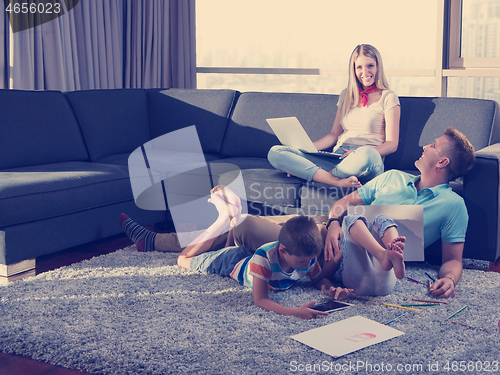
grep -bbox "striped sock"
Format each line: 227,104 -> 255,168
119,213 -> 156,252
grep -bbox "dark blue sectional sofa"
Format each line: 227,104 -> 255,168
0,88 -> 499,277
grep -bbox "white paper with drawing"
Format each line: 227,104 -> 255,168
290,316 -> 404,358
347,205 -> 424,262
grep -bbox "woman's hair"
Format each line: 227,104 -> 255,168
278,216 -> 323,257
339,44 -> 390,120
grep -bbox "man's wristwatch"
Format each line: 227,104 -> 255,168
326,217 -> 342,230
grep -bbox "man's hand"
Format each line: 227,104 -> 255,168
293,300 -> 329,320
324,286 -> 356,300
324,223 -> 342,262
429,277 -> 456,298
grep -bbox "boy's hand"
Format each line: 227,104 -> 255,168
324,286 -> 355,300
294,300 -> 329,320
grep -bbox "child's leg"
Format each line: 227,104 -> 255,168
177,192 -> 240,268
189,246 -> 253,277
340,214 -> 398,296
348,215 -> 405,279
370,215 -> 406,280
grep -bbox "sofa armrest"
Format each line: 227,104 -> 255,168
462,143 -> 500,261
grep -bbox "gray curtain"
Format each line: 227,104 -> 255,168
1,0 -> 196,90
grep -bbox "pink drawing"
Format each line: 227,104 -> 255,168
344,332 -> 377,342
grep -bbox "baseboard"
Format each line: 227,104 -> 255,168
489,257 -> 500,273
0,258 -> 36,278
0,269 -> 36,286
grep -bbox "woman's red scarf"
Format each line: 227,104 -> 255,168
359,84 -> 379,107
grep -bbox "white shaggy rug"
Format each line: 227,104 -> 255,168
0,246 -> 499,375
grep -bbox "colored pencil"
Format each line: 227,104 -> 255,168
450,321 -> 490,333
411,299 -> 448,304
383,303 -> 422,312
425,272 -> 436,282
407,279 -> 421,285
401,304 -> 440,307
406,277 -> 428,287
447,305 -> 468,319
384,313 -> 406,325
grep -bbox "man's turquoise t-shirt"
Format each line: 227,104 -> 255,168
357,170 -> 468,248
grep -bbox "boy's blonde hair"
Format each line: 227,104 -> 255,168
339,44 -> 390,121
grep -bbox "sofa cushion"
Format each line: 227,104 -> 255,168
0,162 -> 134,228
0,89 -> 89,170
385,97 -> 497,171
65,89 -> 151,161
147,89 -> 239,155
222,92 -> 339,158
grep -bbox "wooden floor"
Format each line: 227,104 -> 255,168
0,233 -> 135,375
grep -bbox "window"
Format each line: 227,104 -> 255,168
446,0 -> 500,100
196,0 -> 438,96
197,0 -> 500,100
448,0 -> 500,67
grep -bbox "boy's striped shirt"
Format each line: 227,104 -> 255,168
230,241 -> 321,290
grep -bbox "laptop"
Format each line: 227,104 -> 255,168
266,117 -> 341,159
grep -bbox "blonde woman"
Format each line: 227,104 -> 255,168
268,44 -> 401,188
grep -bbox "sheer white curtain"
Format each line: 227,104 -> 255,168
1,0 -> 196,90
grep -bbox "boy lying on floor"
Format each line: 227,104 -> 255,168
131,185 -> 354,319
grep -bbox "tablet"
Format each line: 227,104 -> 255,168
312,300 -> 353,313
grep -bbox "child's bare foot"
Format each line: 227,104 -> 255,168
208,192 -> 241,226
388,236 -> 406,254
211,185 -> 242,225
208,193 -> 238,217
380,236 -> 406,279
211,185 -> 240,207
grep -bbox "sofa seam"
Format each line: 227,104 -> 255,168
219,90 -> 241,156
62,91 -> 92,162
0,175 -> 132,200
0,197 -> 140,229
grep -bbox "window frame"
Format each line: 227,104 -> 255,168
447,0 -> 500,70
196,0 -> 500,97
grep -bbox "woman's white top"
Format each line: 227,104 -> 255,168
334,89 -> 400,152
